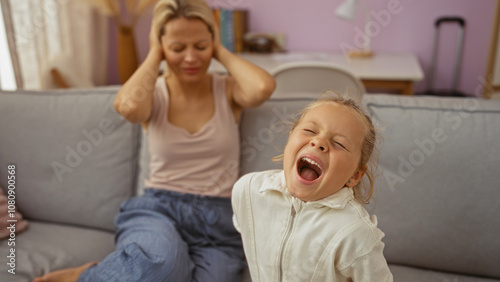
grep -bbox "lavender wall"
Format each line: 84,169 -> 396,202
108,0 -> 497,96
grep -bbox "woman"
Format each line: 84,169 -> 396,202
34,0 -> 275,281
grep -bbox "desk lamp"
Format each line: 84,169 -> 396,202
335,0 -> 374,58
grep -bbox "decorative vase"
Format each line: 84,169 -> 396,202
117,25 -> 139,83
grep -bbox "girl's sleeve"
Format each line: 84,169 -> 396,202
336,215 -> 393,282
231,173 -> 252,233
342,241 -> 393,282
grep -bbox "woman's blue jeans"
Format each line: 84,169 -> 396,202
78,188 -> 246,282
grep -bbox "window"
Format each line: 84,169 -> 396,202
0,1 -> 16,90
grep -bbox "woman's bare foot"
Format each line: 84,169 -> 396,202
33,262 -> 97,282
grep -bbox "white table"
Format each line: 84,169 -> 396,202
210,52 -> 424,95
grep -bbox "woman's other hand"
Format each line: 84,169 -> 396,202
149,19 -> 164,60
212,24 -> 224,61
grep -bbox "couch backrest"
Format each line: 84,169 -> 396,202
0,88 -> 140,232
363,94 -> 500,279
239,96 -> 304,175
239,94 -> 500,279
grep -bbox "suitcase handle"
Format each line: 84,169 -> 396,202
435,17 -> 466,27
427,16 -> 466,94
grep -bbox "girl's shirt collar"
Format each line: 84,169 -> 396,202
259,170 -> 354,210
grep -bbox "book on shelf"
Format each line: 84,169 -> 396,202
212,8 -> 248,53
233,10 -> 247,53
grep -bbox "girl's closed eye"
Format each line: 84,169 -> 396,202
303,128 -> 316,135
332,139 -> 348,150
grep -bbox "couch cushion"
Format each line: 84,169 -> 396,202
0,221 -> 115,281
363,94 -> 500,279
0,88 -> 140,231
389,264 -> 500,282
239,95 -> 313,176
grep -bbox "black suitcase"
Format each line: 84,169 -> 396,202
425,16 -> 469,97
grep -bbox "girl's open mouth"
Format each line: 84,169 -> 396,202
296,156 -> 323,183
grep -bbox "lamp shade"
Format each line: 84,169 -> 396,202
335,0 -> 359,21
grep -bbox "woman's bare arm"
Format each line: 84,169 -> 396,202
213,28 -> 276,109
114,21 -> 163,124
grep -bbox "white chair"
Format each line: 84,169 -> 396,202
270,61 -> 366,100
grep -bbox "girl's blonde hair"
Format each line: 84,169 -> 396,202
277,91 -> 378,204
152,0 -> 216,40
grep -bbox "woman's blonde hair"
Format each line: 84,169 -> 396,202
276,91 -> 379,204
152,0 -> 216,40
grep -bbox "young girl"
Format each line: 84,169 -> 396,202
232,93 -> 393,282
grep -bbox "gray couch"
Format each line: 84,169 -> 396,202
1,87 -> 499,282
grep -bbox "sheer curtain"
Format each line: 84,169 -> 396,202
3,0 -> 108,89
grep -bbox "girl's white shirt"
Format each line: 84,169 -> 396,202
232,170 -> 393,282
